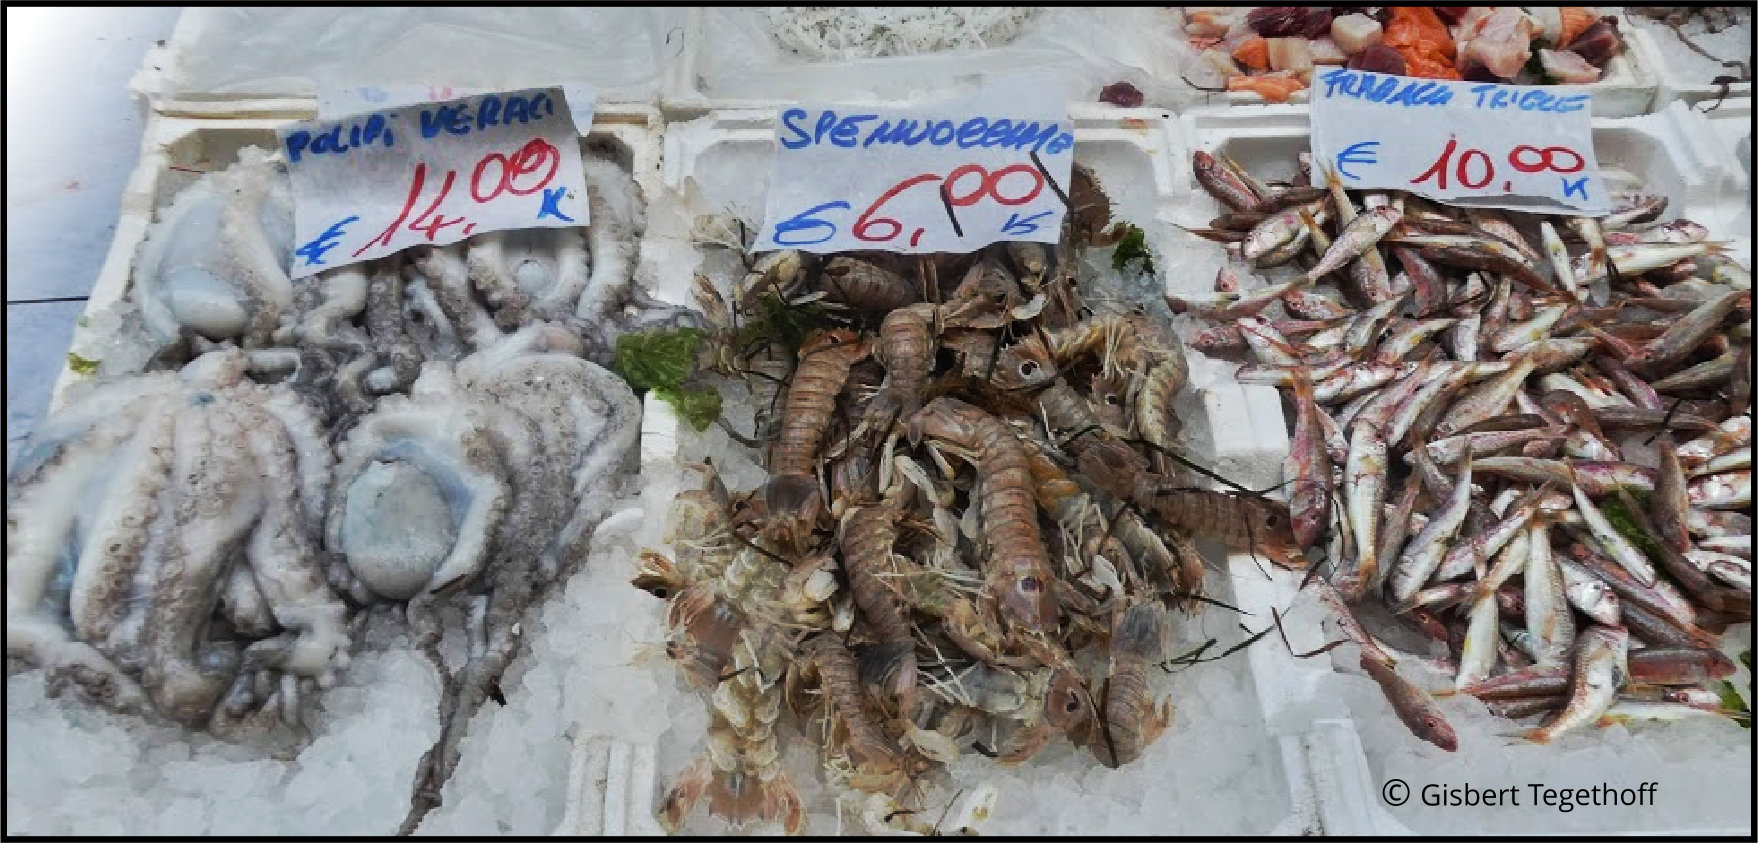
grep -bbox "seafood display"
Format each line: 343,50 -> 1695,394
1181,7 -> 1631,102
7,141 -> 659,833
8,8 -> 1754,837
634,166 -> 1300,833
1183,145 -> 1753,749
760,7 -> 1040,60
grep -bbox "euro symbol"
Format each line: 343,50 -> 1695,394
1336,141 -> 1381,180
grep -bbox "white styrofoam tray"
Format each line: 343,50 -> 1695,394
1625,17 -> 1754,110
1174,100 -> 1753,836
46,103 -> 668,413
1166,8 -> 1660,118
1701,96 -> 1753,186
634,103 -> 1411,835
128,8 -> 686,119
660,7 -> 1208,118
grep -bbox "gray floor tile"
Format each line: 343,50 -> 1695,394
7,300 -> 86,469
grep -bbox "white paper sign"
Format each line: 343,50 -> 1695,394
317,82 -> 597,133
280,86 -> 588,278
757,77 -> 1075,254
1310,68 -> 1610,215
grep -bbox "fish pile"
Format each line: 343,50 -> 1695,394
1179,147 -> 1753,750
7,145 -> 688,834
635,167 -> 1304,834
1182,7 -> 1628,103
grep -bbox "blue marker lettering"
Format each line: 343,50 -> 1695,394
1335,141 -> 1380,180
284,130 -> 312,163
927,120 -> 956,145
1470,83 -> 1498,108
1555,95 -> 1589,113
1491,89 -> 1513,109
1005,121 -> 1058,153
780,108 -> 811,149
538,187 -> 575,222
309,125 -> 338,154
831,114 -> 876,147
1043,132 -> 1073,156
1561,176 -> 1590,200
1000,210 -> 1054,236
871,118 -> 931,147
294,215 -> 359,267
1320,67 -> 1352,99
1387,82 -> 1421,106
366,114 -> 389,147
503,94 -> 529,125
981,119 -> 1013,147
1368,76 -> 1399,102
813,110 -> 838,146
956,117 -> 989,148
536,92 -> 555,117
1425,84 -> 1454,106
447,106 -> 472,136
419,108 -> 448,140
477,95 -> 503,129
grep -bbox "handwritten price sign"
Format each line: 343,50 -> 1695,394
280,86 -> 588,278
757,78 -> 1074,254
1310,69 -> 1610,215
317,82 -> 597,134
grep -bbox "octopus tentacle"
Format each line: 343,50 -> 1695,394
138,402 -> 256,725
464,232 -> 535,329
364,259 -> 423,395
238,403 -> 350,679
575,156 -> 642,321
8,375 -> 178,493
219,562 -> 278,637
401,274 -> 465,362
253,385 -> 333,530
296,264 -> 371,351
411,244 -> 502,350
67,404 -> 176,644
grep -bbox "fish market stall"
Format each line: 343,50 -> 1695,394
6,6 -> 1755,839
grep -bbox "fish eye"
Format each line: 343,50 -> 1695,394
1065,697 -> 1081,713
652,587 -> 669,599
1265,514 -> 1278,526
1019,576 -> 1042,593
1019,360 -> 1039,377
1105,394 -> 1122,405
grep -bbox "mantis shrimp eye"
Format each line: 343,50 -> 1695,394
1018,360 -> 1039,377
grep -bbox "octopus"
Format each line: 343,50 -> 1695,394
395,154 -> 702,371
130,148 -> 296,364
255,152 -> 698,430
320,324 -> 642,832
5,349 -> 349,735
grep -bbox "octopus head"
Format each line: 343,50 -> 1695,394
337,455 -> 466,602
